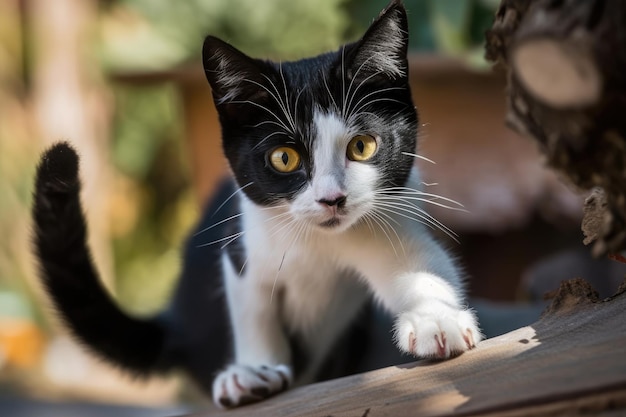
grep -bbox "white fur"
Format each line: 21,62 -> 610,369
212,110 -> 482,408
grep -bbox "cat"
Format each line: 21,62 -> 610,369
32,0 -> 481,409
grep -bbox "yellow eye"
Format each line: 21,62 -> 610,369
269,147 -> 301,173
346,135 -> 377,161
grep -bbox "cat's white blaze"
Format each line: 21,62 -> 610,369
290,110 -> 379,232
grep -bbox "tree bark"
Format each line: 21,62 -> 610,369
486,0 -> 626,256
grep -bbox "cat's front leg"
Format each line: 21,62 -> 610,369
212,363 -> 292,408
363,236 -> 482,360
391,271 -> 481,359
212,259 -> 293,408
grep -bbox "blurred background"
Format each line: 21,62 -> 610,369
1,0 -> 624,415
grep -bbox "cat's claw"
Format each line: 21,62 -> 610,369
212,364 -> 292,408
394,307 -> 481,359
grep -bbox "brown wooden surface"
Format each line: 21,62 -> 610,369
190,280 -> 626,416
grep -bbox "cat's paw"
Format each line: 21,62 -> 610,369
394,305 -> 481,359
212,364 -> 292,408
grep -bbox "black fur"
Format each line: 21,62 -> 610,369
31,0 -> 414,397
32,142 -> 172,373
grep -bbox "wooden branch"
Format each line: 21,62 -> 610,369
486,0 -> 626,255
512,38 -> 601,108
190,279 -> 626,417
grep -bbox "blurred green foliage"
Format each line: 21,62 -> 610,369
100,0 -> 351,71
109,85 -> 196,313
100,0 -> 496,72
0,1 -> 40,324
349,0 -> 496,68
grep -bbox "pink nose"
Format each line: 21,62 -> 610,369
317,194 -> 347,208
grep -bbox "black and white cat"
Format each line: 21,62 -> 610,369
32,0 -> 481,409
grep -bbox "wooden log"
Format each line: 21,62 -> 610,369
486,0 -> 626,256
188,278 -> 626,417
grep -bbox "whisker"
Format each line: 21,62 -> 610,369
341,45 -> 347,118
196,231 -> 245,248
344,57 -> 382,117
347,86 -> 405,121
193,212 -> 244,237
211,182 -> 254,217
278,63 -> 296,132
401,152 -> 436,165
268,216 -> 298,240
293,87 -> 305,128
377,195 -> 468,212
322,72 -> 339,113
361,214 -> 377,237
350,97 -> 407,118
373,210 -> 407,257
252,131 -> 286,151
243,76 -> 291,130
239,257 -> 249,276
374,201 -> 459,242
229,100 -> 291,132
253,120 -> 291,131
270,251 -> 287,304
348,86 -> 405,113
367,211 -> 400,258
264,211 -> 293,225
373,202 -> 432,231
259,203 -> 290,211
379,187 -> 466,208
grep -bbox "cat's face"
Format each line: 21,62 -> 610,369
203,1 -> 417,233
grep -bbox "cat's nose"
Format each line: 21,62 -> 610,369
317,194 -> 347,208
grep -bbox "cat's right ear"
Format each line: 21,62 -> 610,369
202,36 -> 268,106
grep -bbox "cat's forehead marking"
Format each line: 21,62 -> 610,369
312,110 -> 355,151
310,109 -> 353,176
313,110 -> 350,143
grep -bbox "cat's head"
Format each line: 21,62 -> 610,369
203,0 -> 417,233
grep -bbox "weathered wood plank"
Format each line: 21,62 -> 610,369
191,280 -> 626,416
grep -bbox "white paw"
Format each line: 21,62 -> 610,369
394,305 -> 482,359
212,364 -> 292,408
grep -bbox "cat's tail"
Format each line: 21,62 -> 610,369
32,142 -> 175,374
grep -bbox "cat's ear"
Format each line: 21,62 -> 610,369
202,36 -> 269,105
348,0 -> 409,80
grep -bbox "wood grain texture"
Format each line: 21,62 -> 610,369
191,280 -> 626,416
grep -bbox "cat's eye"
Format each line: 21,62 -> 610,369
346,135 -> 377,161
269,147 -> 301,173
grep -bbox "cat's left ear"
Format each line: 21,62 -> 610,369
348,0 -> 409,80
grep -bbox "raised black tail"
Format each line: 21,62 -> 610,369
32,142 -> 174,374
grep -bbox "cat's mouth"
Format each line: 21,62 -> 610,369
318,217 -> 342,228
